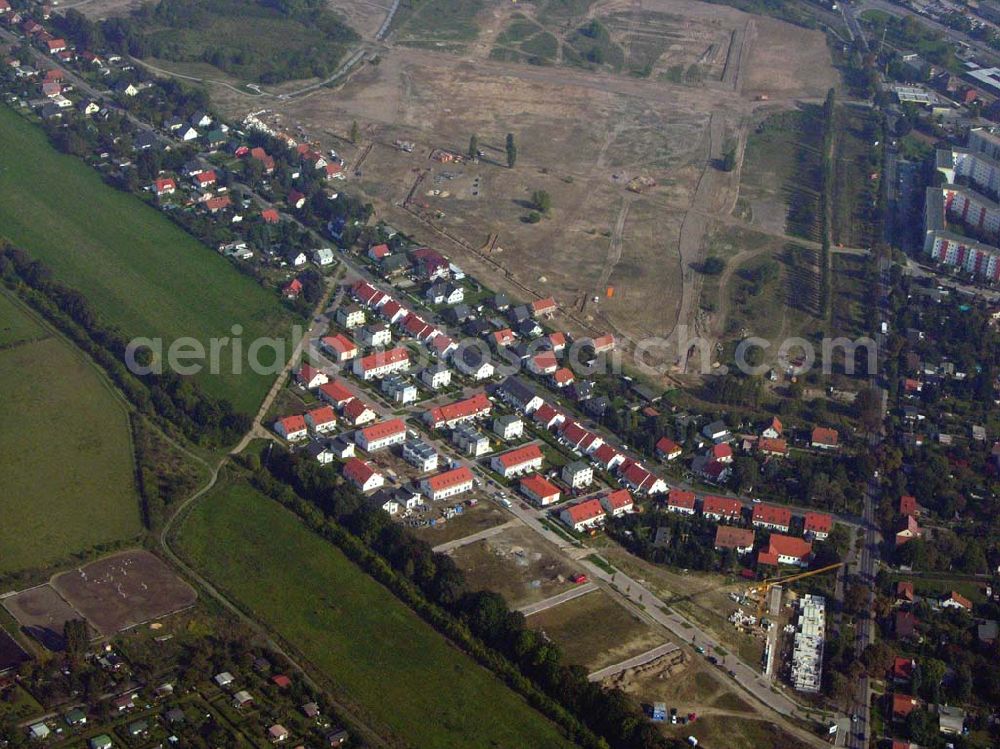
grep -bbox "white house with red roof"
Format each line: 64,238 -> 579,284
353,347 -> 409,380
552,368 -> 575,388
318,380 -> 355,409
655,437 -> 682,461
421,466 -> 475,501
341,398 -> 376,427
429,334 -> 458,360
710,443 -> 734,463
666,489 -> 696,515
940,591 -> 972,611
380,299 -> 409,325
519,473 -> 561,506
811,427 -> 839,450
762,417 -> 782,440
559,421 -> 604,455
351,280 -> 387,308
803,512 -> 833,541
295,363 -> 328,390
531,403 -> 565,431
274,415 -> 308,441
305,406 -> 337,435
355,419 -> 406,452
529,351 -> 559,376
491,444 -> 543,478
751,504 -> 792,533
592,443 -> 625,471
702,495 -> 742,523
559,498 -> 606,532
342,458 -> 384,493
492,329 -> 516,348
283,278 -> 302,298
714,526 -> 755,555
599,489 -> 634,517
758,438 -> 788,458
590,334 -> 615,353
531,297 -> 557,317
757,534 -> 812,567
321,333 -> 357,362
423,393 -> 492,429
368,243 -> 391,261
546,332 -> 567,352
620,461 -> 667,495
153,177 -> 176,197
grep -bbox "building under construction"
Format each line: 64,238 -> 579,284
790,594 -> 825,693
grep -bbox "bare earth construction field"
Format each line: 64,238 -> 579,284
188,0 -> 836,376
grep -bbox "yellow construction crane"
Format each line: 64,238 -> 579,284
746,562 -> 844,618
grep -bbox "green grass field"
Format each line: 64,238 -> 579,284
0,106 -> 293,413
0,293 -> 141,575
177,481 -> 576,749
0,291 -> 46,349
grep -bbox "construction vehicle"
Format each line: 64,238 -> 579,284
745,562 -> 844,618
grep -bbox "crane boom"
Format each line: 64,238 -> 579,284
747,562 -> 845,618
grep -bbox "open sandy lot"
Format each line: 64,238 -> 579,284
51,549 -> 197,636
3,585 -> 84,651
180,0 -> 836,378
448,524 -> 581,607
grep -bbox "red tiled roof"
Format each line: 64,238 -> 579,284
602,488 -> 633,510
342,398 -> 374,421
358,418 -> 406,444
811,426 -> 839,446
296,363 -> 321,385
205,195 -> 232,211
766,416 -> 782,435
757,534 -> 812,565
306,405 -> 336,427
899,495 -> 917,516
343,457 -> 379,486
356,347 -> 409,372
319,380 -> 354,404
153,177 -> 175,193
702,495 -> 742,519
711,443 -> 733,460
804,512 -> 833,535
592,442 -> 620,465
426,392 -> 491,425
532,351 -> 558,371
531,297 -> 557,314
493,329 -> 515,346
547,332 -> 566,349
896,581 -> 914,601
758,437 -> 787,455
495,444 -> 543,469
520,473 -> 560,499
195,170 -> 216,185
944,591 -> 972,610
892,693 -> 916,718
553,367 -> 574,385
892,657 -> 914,681
426,466 -> 474,492
667,489 -> 696,510
532,402 -> 562,426
562,498 -> 605,524
261,208 -> 280,224
591,334 -> 615,351
715,526 -> 755,550
277,414 -> 306,434
322,333 -> 356,355
655,437 -> 681,456
370,243 -> 390,258
752,503 -> 792,527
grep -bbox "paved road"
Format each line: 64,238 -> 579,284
432,519 -> 520,553
587,642 -> 680,682
517,582 -> 597,616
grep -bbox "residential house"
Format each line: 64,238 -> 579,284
303,440 -> 334,465
938,705 -> 966,735
402,440 -> 438,473
368,243 -> 391,261
342,458 -> 384,493
702,495 -> 742,523
803,512 -> 833,541
895,515 -> 923,547
599,488 -> 634,517
532,403 -> 565,431
592,443 -> 624,472
492,328 -> 516,348
559,498 -> 606,532
410,247 -> 450,280
296,363 -> 328,390
702,420 -> 731,442
452,424 -> 491,457
891,657 -> 915,684
421,363 -> 452,390
336,305 -> 366,329
341,398 -> 376,427
940,591 -> 972,611
529,351 -> 558,376
429,333 -> 458,360
313,248 -> 335,266
454,345 -> 494,380
714,526 -> 755,555
261,208 -> 280,224
560,421 -> 604,455
274,415 -> 308,441
531,297 -> 557,317
492,415 -> 524,441
153,177 -> 176,197
655,437 -> 682,461
899,495 -> 918,517
590,334 -> 615,354
381,376 -> 417,404
491,444 -> 543,478
355,419 -> 407,452
896,581 -> 915,603
710,443 -> 734,463
497,377 -> 544,414
758,438 -> 788,458
520,473 -> 561,505
811,427 -> 839,449
353,347 -> 410,380
666,489 -> 696,515
552,367 -> 575,388
751,504 -> 792,533
421,466 -> 475,501
757,534 -> 812,567
359,324 -> 392,348
762,417 -> 782,439
896,611 -> 917,639
892,694 -> 917,722
620,461 -> 667,495
366,490 -> 399,516
423,392 -> 492,429
305,406 -> 337,435
318,380 -> 355,409
269,724 -> 289,743
321,333 -> 357,362
562,461 -> 594,489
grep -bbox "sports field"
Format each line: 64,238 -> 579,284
0,293 -> 141,575
0,106 -> 292,413
177,481 -> 576,749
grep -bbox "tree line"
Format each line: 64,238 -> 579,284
242,447 -> 687,749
